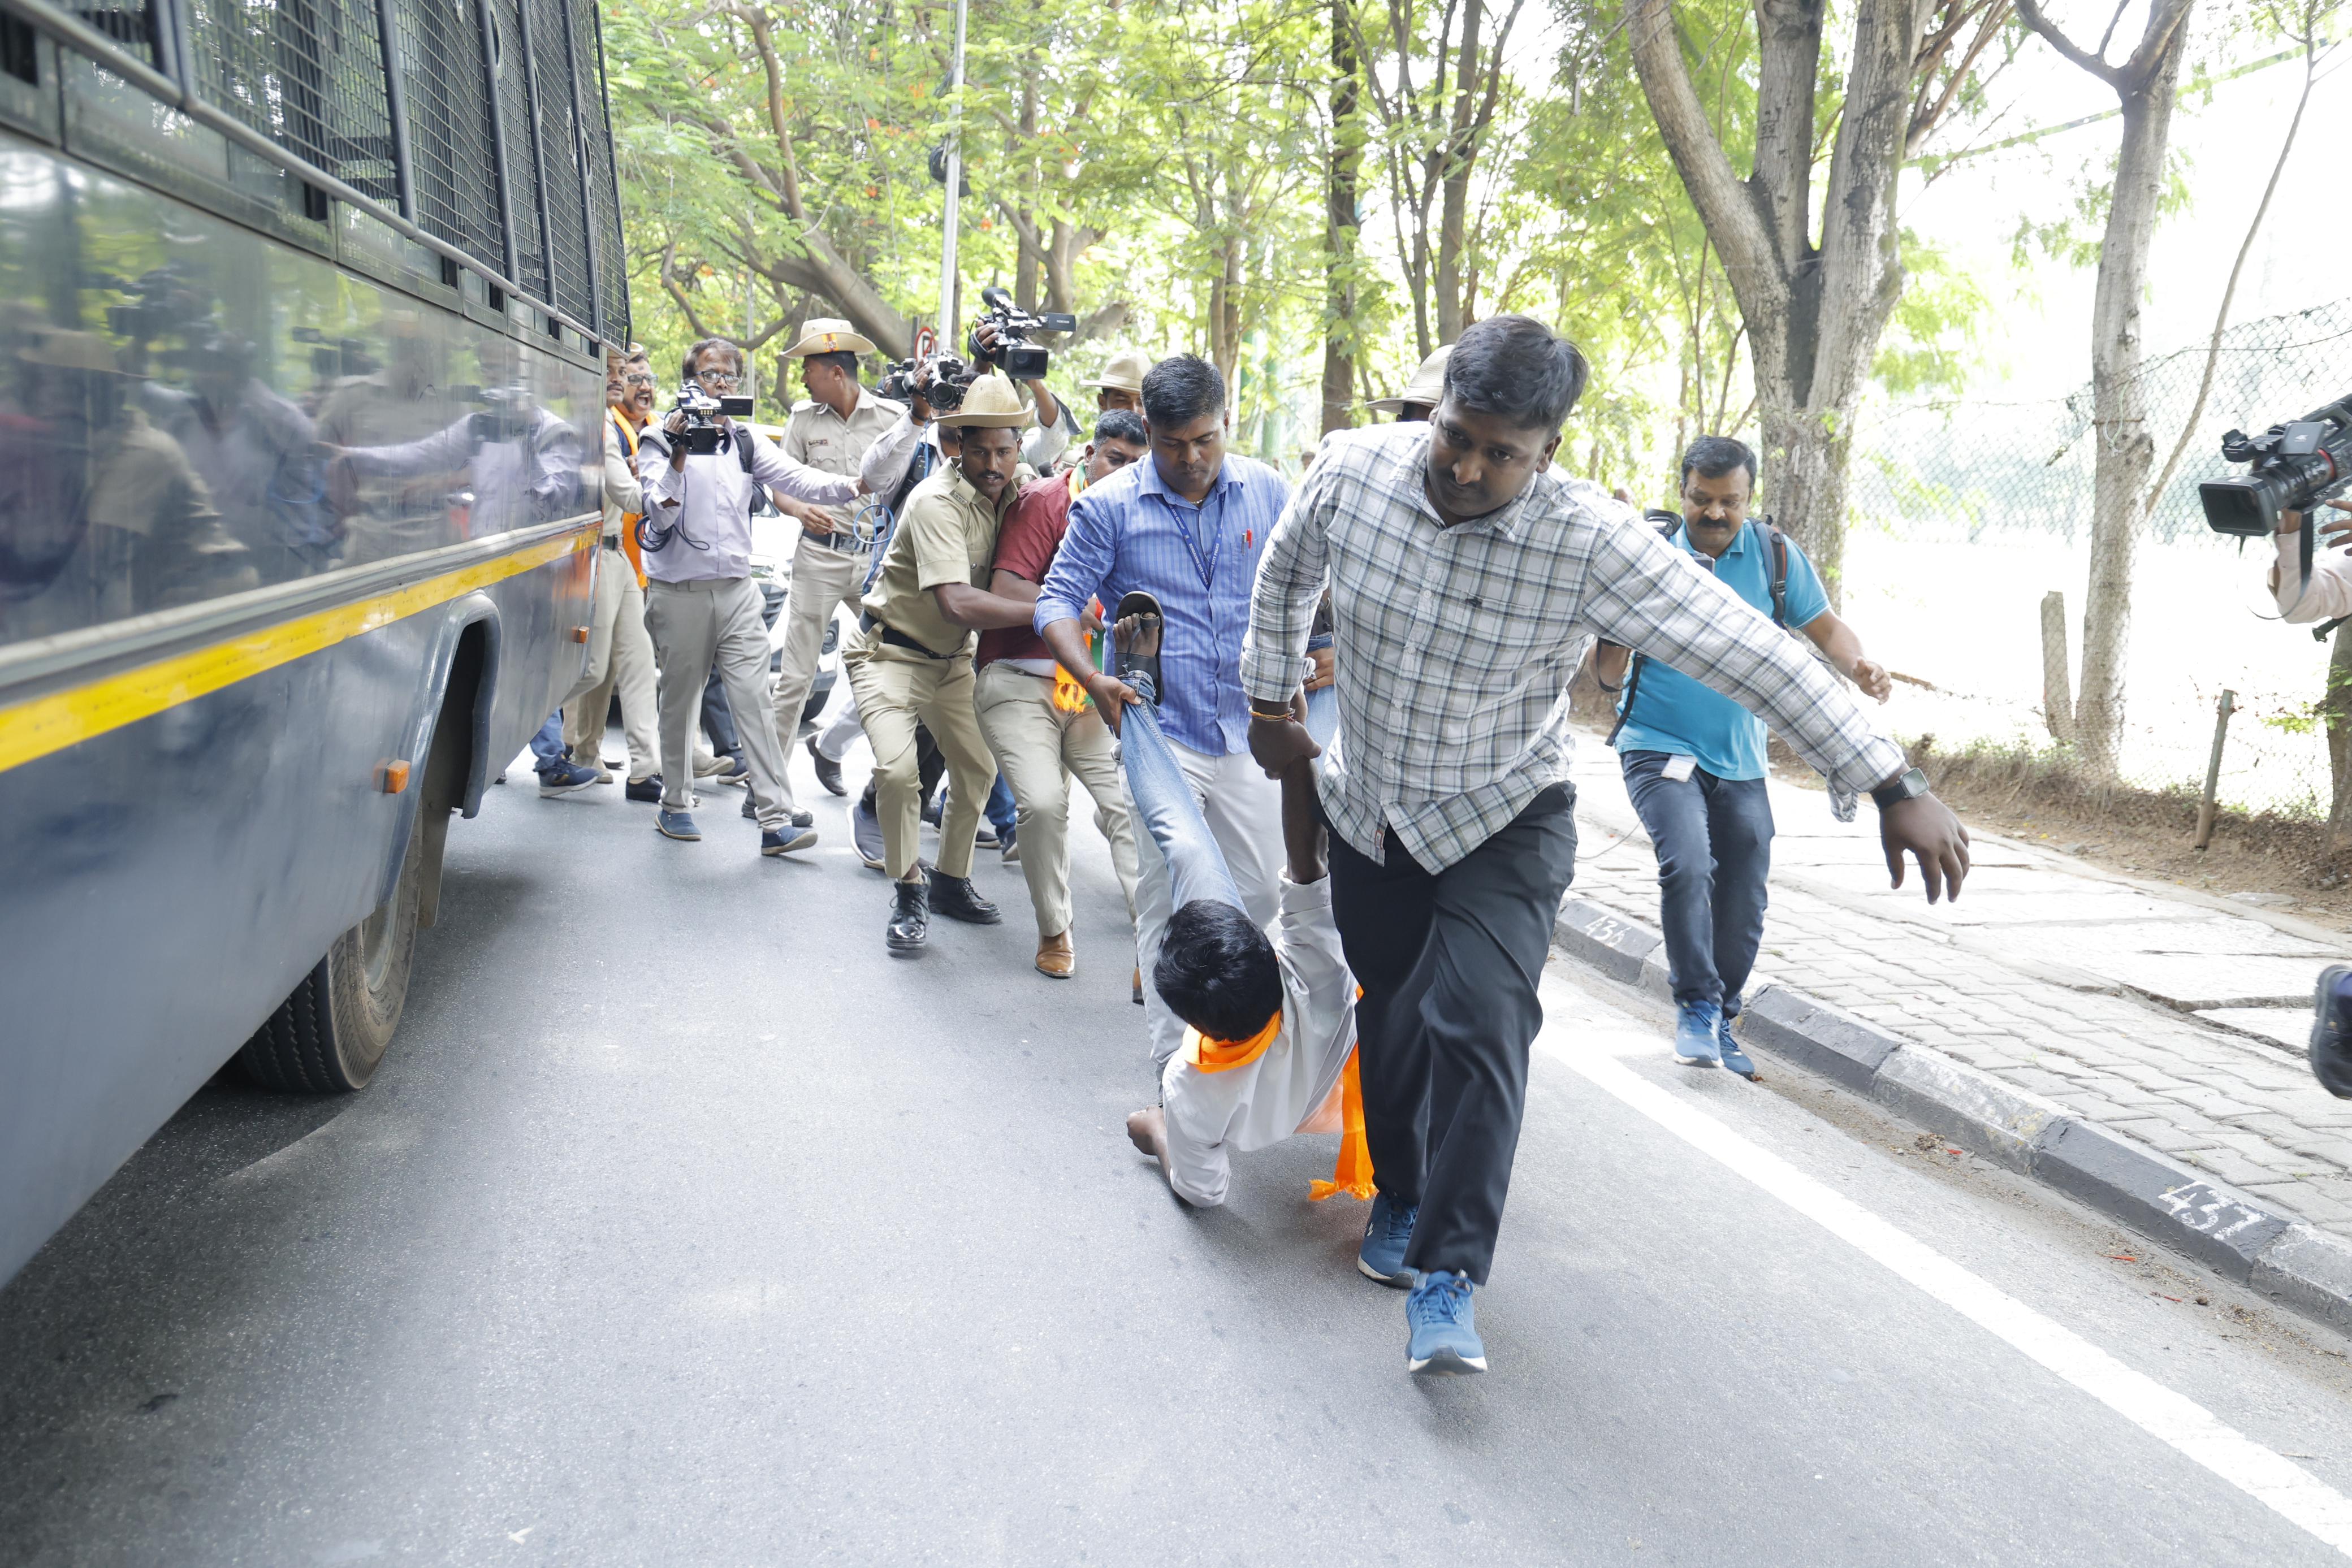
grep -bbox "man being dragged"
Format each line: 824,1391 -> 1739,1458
1117,597 -> 1365,1210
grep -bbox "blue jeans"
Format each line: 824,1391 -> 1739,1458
1120,677 -> 1244,913
529,711 -> 566,774
1620,751 -> 1775,1017
984,773 -> 1017,838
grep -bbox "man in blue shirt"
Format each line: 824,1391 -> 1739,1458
1596,436 -> 1892,1073
1036,355 -> 1294,1073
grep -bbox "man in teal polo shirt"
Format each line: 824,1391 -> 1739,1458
1595,436 -> 1892,1073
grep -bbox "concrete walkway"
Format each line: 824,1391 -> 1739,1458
1560,734 -> 2352,1240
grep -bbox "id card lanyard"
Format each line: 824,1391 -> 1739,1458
1171,488 -> 1225,592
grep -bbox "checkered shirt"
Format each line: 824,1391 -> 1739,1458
1240,422 -> 1904,870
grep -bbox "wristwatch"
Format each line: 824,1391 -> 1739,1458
1870,766 -> 1931,811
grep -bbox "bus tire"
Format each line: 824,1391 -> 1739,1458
239,817 -> 424,1092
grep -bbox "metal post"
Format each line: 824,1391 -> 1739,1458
554,0 -> 601,339
2194,688 -> 2237,850
508,0 -> 555,309
473,0 -> 519,289
743,204 -> 756,406
936,0 -> 966,339
373,0 -> 416,223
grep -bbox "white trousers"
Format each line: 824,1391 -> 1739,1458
1129,735 -> 1284,1069
643,576 -> 794,830
974,660 -> 1141,941
765,533 -> 871,807
561,549 -> 660,779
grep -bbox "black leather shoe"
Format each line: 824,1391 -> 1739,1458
625,774 -> 662,803
927,868 -> 1002,925
808,737 -> 846,796
887,878 -> 930,952
2313,965 -> 2352,1099
853,783 -> 887,871
1114,590 -> 1163,703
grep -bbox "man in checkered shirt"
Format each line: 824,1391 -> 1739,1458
1242,314 -> 1971,1378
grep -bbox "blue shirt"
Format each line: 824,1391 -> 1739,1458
1036,451 -> 1291,756
1612,519 -> 1830,781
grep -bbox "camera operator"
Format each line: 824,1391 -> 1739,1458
2268,500 -> 2352,623
969,318 -> 1076,472
637,337 -> 868,855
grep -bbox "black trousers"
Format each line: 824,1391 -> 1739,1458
1327,785 -> 1578,1285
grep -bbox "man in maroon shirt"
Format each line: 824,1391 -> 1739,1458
975,410 -> 1152,979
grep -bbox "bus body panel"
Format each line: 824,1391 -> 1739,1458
0,115 -> 601,1283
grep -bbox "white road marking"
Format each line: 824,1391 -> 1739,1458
1534,985 -> 2352,1558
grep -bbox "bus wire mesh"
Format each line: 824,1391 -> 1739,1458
481,0 -> 542,302
184,0 -> 400,204
572,0 -> 624,342
390,0 -> 501,269
524,0 -> 587,326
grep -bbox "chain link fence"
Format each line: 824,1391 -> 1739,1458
1843,297 -> 2352,851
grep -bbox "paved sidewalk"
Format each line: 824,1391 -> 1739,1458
1558,734 -> 2352,1242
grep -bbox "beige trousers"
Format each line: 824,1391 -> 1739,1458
974,661 -> 1141,940
842,647 -> 997,881
561,547 -> 660,779
643,576 -> 794,830
764,532 -> 871,807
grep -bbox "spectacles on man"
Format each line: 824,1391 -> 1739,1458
695,368 -> 741,388
621,372 -> 656,388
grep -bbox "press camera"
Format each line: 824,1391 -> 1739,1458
965,287 -> 1076,380
671,380 -> 754,456
877,353 -> 976,415
2199,394 -> 2352,538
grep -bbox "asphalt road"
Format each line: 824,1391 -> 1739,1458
7,731 -> 2352,1566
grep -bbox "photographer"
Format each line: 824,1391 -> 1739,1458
638,337 -> 867,855
970,317 -> 1075,472
2268,500 -> 2352,623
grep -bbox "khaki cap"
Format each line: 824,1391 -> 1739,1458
1369,345 -> 1451,415
1092,347 -> 1153,395
19,330 -> 130,375
782,317 -> 878,357
939,371 -> 1036,428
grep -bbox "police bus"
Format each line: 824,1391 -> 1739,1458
0,0 -> 629,1284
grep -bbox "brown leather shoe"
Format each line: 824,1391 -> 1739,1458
1036,930 -> 1075,979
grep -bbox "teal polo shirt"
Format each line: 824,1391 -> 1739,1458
1612,519 -> 1830,781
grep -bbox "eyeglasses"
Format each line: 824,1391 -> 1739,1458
695,369 -> 741,387
621,372 -> 656,387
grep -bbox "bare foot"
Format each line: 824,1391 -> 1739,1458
1125,1106 -> 1173,1187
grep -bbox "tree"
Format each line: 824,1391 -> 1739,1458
1321,0 -> 1368,434
1624,0 -> 2012,600
2012,0 -> 2197,777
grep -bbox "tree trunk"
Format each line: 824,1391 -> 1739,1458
1321,0 -> 1363,435
2327,622 -> 2352,854
1434,0 -> 1483,344
1758,395 -> 1852,600
2070,36 -> 2188,778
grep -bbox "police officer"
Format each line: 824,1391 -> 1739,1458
767,318 -> 903,807
844,372 -> 1037,952
1089,348 -> 1153,415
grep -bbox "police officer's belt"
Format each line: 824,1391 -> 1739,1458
860,612 -> 957,661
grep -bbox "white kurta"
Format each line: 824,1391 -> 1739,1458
1158,874 -> 1358,1209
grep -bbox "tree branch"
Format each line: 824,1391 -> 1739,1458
1625,0 -> 1783,315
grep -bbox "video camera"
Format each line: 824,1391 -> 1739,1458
457,383 -> 539,444
965,287 -> 1076,380
877,353 -> 976,415
671,380 -> 754,456
2200,395 -> 2352,538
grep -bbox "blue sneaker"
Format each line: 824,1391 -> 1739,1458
537,757 -> 602,797
1674,999 -> 1723,1068
1357,1191 -> 1418,1287
1406,1271 -> 1486,1376
760,825 -> 818,856
2312,965 -> 2352,1099
656,808 -> 701,842
1718,1012 -> 1757,1078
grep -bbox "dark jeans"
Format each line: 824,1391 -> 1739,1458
1328,785 -> 1578,1285
1620,751 -> 1775,1017
701,666 -> 747,764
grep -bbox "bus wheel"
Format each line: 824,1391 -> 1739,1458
240,820 -> 424,1092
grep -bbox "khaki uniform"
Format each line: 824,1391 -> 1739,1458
766,387 -> 903,802
561,412 -> 661,779
842,462 -> 1017,880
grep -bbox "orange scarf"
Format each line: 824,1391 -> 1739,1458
1180,1010 -> 1282,1073
1307,1047 -> 1376,1203
609,409 -> 647,587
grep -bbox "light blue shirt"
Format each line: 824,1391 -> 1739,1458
1613,519 -> 1830,781
1035,451 -> 1291,756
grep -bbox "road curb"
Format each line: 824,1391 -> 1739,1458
1553,893 -> 2352,1338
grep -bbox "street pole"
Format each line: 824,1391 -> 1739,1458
937,0 -> 967,344
744,205 -> 758,410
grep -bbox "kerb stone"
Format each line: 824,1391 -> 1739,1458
1873,1046 -> 2069,1174
2032,1119 -> 2290,1283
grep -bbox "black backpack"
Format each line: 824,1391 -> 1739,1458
1605,509 -> 1789,749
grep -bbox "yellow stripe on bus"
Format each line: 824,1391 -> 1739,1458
0,525 -> 594,776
